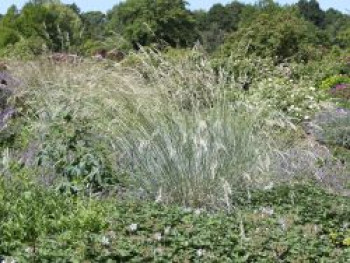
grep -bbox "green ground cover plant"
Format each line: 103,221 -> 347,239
0,175 -> 349,262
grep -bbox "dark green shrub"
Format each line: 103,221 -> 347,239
1,36 -> 48,59
218,10 -> 329,63
0,27 -> 20,49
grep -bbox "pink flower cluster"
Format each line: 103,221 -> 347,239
330,83 -> 350,93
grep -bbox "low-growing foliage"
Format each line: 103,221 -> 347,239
0,177 -> 349,262
320,75 -> 350,90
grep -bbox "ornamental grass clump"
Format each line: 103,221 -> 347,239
110,49 -> 276,210
114,96 -> 272,210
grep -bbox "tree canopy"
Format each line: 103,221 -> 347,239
218,9 -> 330,62
0,0 -> 348,57
106,0 -> 197,48
297,0 -> 325,28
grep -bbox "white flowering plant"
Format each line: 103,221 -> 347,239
245,76 -> 328,122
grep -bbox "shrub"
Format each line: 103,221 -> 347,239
320,75 -> 350,90
0,36 -> 48,60
291,50 -> 350,84
217,10 -> 329,63
0,27 -> 20,49
246,76 -> 326,121
36,113 -> 114,190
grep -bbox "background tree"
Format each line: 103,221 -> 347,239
106,0 -> 198,48
206,3 -> 242,32
43,3 -> 83,51
297,0 -> 325,28
324,8 -> 350,47
0,5 -> 21,48
0,27 -> 20,49
66,3 -> 81,15
81,11 -> 106,41
195,1 -> 245,52
218,9 -> 329,63
336,27 -> 350,49
0,5 -> 19,29
0,0 -> 348,57
0,1 -> 83,52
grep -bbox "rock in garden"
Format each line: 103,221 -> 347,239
0,71 -> 22,129
0,71 -> 21,89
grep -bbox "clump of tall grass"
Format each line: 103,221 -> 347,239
109,49 -> 277,209
114,99 -> 273,210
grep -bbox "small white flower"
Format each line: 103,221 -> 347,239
278,218 -> 287,231
183,207 -> 193,213
196,249 -> 205,257
25,247 -> 34,254
194,209 -> 202,216
155,188 -> 162,203
264,182 -> 274,191
304,115 -> 310,120
128,223 -> 138,232
261,207 -> 274,216
154,232 -> 162,241
169,146 -> 176,159
101,236 -> 110,246
198,120 -> 207,131
107,231 -> 116,239
164,226 -> 171,235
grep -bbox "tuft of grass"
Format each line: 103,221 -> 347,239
115,100 -> 272,210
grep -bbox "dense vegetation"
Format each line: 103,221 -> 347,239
0,0 -> 349,56
0,0 -> 349,261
